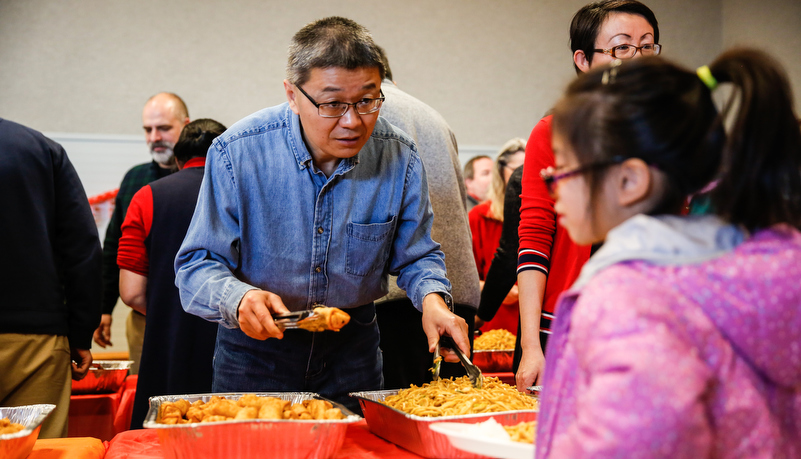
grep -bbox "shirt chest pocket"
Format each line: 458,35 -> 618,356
345,217 -> 396,277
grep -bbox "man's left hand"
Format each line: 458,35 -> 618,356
421,293 -> 469,363
71,348 -> 93,381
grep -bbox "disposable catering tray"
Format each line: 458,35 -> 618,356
472,349 -> 514,373
350,389 -> 538,459
0,404 -> 56,459
143,392 -> 361,459
71,360 -> 133,394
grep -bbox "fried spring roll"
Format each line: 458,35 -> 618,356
258,399 -> 289,419
296,307 -> 351,332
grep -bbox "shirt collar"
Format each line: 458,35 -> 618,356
182,157 -> 206,169
286,104 -> 313,169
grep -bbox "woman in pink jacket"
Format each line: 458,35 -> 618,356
536,48 -> 801,457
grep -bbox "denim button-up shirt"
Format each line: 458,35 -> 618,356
175,103 -> 450,329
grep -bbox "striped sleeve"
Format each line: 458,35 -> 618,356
517,248 -> 550,276
540,311 -> 555,335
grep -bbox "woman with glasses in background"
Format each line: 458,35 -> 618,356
515,0 -> 661,391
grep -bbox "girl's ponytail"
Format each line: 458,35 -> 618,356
708,48 -> 801,231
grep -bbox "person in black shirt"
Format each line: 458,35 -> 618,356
0,118 -> 101,437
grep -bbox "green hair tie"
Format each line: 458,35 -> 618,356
696,65 -> 718,90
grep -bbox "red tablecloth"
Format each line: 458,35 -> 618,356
68,375 -> 137,441
30,437 -> 106,459
104,420 -> 425,459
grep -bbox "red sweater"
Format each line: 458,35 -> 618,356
469,201 -> 518,333
517,116 -> 590,331
117,158 -> 205,276
469,201 -> 502,280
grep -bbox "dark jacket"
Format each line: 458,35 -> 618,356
0,118 -> 102,348
130,165 -> 217,429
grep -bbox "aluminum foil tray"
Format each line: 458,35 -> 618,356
350,390 -> 538,459
472,349 -> 514,373
0,404 -> 56,459
143,392 -> 361,459
71,360 -> 133,394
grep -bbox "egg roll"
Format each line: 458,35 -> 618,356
296,307 -> 351,332
234,406 -> 258,420
158,402 -> 183,424
211,399 -> 241,418
258,398 -> 289,419
303,399 -> 332,419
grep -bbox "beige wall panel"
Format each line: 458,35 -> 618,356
2,0 -> 729,149
722,0 -> 801,111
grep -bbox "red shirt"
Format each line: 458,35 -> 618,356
117,158 -> 206,276
518,116 -> 590,326
469,201 -> 519,334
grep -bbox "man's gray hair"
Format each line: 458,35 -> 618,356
286,16 -> 385,86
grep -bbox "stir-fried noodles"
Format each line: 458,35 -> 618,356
474,329 -> 516,350
382,376 -> 537,417
504,420 -> 536,443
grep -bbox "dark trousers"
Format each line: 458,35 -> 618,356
376,298 -> 476,389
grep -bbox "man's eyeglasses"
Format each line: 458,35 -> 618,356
540,156 -> 626,196
296,85 -> 385,118
594,43 -> 662,59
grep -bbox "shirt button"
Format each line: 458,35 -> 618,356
317,227 -> 324,234
315,266 -> 322,273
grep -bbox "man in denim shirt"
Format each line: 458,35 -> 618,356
175,17 -> 469,413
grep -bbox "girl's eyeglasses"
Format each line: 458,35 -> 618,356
540,155 -> 626,196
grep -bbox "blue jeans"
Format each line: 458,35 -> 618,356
212,303 -> 382,414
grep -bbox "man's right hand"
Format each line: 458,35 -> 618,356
92,314 -> 113,347
237,290 -> 291,340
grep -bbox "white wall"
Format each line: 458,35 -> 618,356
46,133 -> 146,198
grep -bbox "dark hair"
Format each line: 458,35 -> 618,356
707,49 -> 801,230
286,16 -> 385,86
376,45 -> 393,81
464,155 -> 491,180
569,0 -> 659,74
552,48 -> 801,232
173,118 -> 226,164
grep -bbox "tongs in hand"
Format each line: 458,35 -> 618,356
271,306 -> 350,333
272,310 -> 313,330
434,335 -> 484,389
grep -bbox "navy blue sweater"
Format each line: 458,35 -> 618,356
0,118 -> 101,349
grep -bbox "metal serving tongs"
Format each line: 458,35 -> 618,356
271,306 -> 351,333
527,385 -> 543,394
272,310 -> 313,330
435,335 -> 484,389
